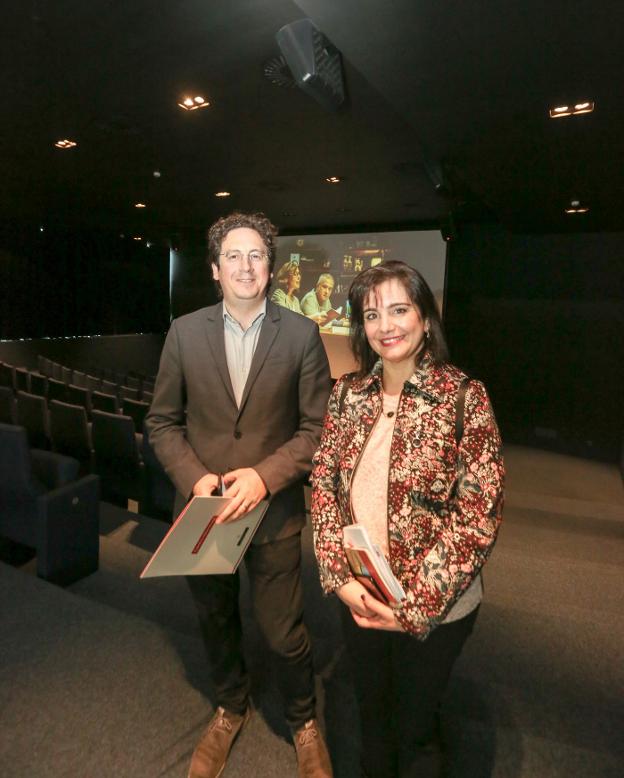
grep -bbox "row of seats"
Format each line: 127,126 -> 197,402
2,383 -> 149,426
0,358 -> 174,520
1,361 -> 154,406
36,355 -> 156,399
0,391 -> 174,521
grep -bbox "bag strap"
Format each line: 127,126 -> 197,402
455,378 -> 471,445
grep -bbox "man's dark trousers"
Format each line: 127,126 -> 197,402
188,530 -> 315,731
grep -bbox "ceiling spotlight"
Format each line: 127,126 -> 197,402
565,199 -> 589,214
133,236 -> 143,241
55,139 -> 77,149
549,100 -> 594,118
134,202 -> 147,208
153,170 -> 161,178
178,95 -> 210,111
325,176 -> 342,184
215,191 -> 231,197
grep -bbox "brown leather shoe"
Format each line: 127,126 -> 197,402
292,719 -> 333,777
188,706 -> 250,778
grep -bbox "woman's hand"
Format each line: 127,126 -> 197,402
336,580 -> 378,617
351,592 -> 406,632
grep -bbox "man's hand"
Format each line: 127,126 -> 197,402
192,473 -> 220,496
308,312 -> 329,326
351,592 -> 405,632
215,468 -> 268,524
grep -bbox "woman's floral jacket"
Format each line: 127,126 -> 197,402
311,354 -> 505,639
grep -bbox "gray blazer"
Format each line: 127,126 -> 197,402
145,300 -> 332,543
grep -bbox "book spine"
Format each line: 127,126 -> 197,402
351,548 -> 398,605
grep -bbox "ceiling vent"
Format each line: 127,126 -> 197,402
263,56 -> 296,89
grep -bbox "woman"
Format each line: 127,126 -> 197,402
271,259 -> 303,313
311,261 -> 504,777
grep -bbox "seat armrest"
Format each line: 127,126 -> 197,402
37,474 -> 101,584
31,449 -> 80,490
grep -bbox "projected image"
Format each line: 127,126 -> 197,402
273,231 -> 446,339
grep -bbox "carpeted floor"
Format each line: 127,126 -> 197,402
1,445 -> 623,777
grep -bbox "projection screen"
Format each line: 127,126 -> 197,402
273,230 -> 447,378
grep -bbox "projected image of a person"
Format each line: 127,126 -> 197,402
301,273 -> 335,325
146,212 -> 333,778
311,260 -> 504,777
271,259 -> 303,313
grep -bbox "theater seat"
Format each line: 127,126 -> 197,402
0,423 -> 99,584
0,386 -> 17,425
16,390 -> 50,449
91,410 -> 143,506
49,400 -> 93,474
91,390 -> 119,414
122,398 -> 150,432
141,429 -> 175,521
29,372 -> 48,397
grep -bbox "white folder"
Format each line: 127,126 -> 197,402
140,497 -> 269,578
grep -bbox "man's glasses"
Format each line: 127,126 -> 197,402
220,250 -> 268,265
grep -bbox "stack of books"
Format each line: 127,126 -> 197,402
343,524 -> 406,605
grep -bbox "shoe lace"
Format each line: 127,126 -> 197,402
210,709 -> 233,733
298,723 -> 318,747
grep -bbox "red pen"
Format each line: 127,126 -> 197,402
192,474 -> 226,554
192,514 -> 218,554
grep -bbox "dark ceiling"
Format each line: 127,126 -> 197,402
2,1 -> 623,240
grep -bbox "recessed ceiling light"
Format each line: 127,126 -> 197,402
134,202 -> 147,208
565,199 -> 589,214
325,176 -> 342,184
133,236 -> 143,241
55,139 -> 77,149
215,191 -> 231,198
178,95 -> 210,111
549,100 -> 594,118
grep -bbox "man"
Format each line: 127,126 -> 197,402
300,273 -> 335,325
145,212 -> 333,778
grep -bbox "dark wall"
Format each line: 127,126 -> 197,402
0,220 -> 170,339
445,224 -> 624,461
170,239 -> 219,319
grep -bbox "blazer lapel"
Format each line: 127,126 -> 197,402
204,303 -> 237,409
237,302 -> 280,417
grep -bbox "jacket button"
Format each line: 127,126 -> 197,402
233,430 -> 242,439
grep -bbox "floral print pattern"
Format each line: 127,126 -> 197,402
311,354 -> 505,639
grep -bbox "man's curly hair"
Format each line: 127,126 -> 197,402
207,211 -> 278,274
